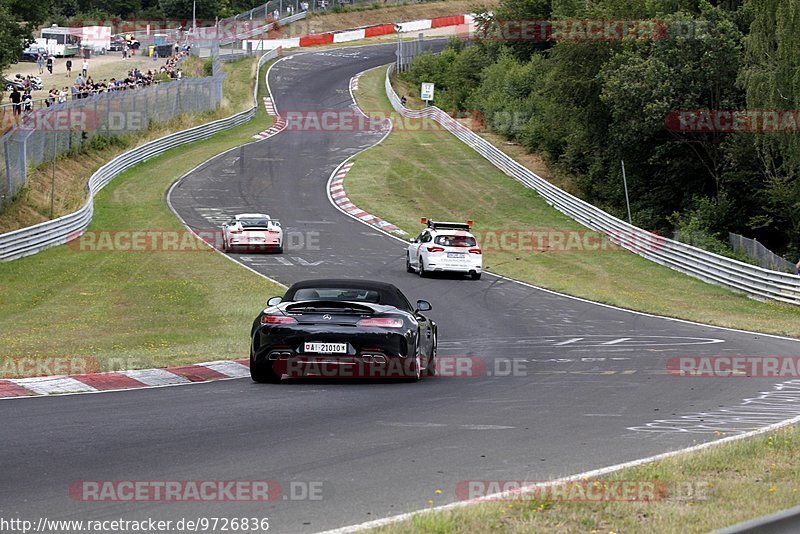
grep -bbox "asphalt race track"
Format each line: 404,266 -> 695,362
4,43 -> 800,534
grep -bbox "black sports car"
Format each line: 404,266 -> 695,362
250,279 -> 437,383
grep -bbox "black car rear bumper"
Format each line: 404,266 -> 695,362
252,324 -> 423,378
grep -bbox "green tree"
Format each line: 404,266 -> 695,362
159,0 -> 224,20
738,0 -> 800,255
0,0 -> 52,73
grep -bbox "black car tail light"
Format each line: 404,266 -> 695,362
356,318 -> 403,328
261,315 -> 298,325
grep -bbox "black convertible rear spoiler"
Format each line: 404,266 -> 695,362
285,301 -> 376,314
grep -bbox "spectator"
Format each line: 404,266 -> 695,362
22,90 -> 32,113
400,95 -> 407,106
58,87 -> 68,103
37,53 -> 44,75
46,88 -> 57,107
46,55 -> 54,75
123,44 -> 128,60
82,59 -> 88,77
10,86 -> 21,116
65,58 -> 72,76
796,259 -> 800,275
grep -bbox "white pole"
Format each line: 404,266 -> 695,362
621,159 -> 632,224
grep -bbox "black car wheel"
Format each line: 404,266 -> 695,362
471,271 -> 481,280
250,358 -> 281,383
418,258 -> 427,278
424,333 -> 437,377
406,254 -> 414,273
404,353 -> 422,382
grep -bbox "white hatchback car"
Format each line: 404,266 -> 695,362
222,213 -> 283,253
406,218 -> 482,280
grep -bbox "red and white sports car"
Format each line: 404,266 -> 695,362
222,213 -> 283,253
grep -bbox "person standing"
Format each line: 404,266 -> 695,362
10,86 -> 21,117
46,55 -> 54,75
65,58 -> 72,76
36,53 -> 44,74
58,86 -> 68,103
22,90 -> 32,114
81,59 -> 88,77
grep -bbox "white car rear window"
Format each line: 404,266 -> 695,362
239,218 -> 272,227
434,235 -> 476,247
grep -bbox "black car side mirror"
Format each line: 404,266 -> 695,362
415,300 -> 432,312
266,296 -> 282,306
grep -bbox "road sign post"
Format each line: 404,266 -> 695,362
420,82 -> 434,106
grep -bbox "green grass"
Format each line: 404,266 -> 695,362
0,58 -> 283,373
347,66 -> 800,338
372,426 -> 800,533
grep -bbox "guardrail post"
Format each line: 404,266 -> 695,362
4,139 -> 12,199
19,137 -> 27,190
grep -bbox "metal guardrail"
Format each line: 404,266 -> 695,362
715,504 -> 800,533
219,12 -> 307,46
0,47 -> 281,262
384,65 -> 800,305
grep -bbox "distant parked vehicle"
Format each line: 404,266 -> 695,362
19,48 -> 46,62
4,75 -> 43,91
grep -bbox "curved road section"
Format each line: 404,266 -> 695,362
3,44 -> 800,534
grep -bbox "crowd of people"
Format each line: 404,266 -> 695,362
64,68 -> 161,101
4,45 -> 191,119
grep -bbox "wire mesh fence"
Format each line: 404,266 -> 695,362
0,75 -> 224,204
729,233 -> 798,274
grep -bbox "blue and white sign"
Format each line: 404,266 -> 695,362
420,82 -> 435,101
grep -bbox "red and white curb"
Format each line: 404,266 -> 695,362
329,161 -> 407,236
349,73 -> 361,92
0,359 -> 251,399
263,96 -> 277,115
243,14 -> 475,50
253,96 -> 287,140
